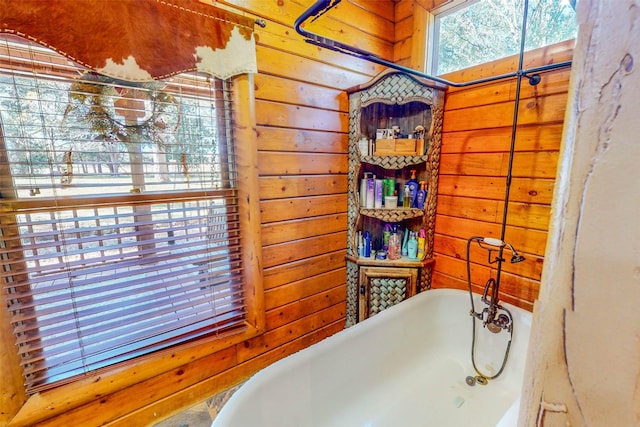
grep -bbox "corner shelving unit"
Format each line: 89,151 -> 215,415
345,70 -> 445,326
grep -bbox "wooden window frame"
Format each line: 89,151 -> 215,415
0,73 -> 264,426
427,0 -> 578,75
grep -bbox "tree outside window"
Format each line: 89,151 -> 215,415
433,0 -> 578,75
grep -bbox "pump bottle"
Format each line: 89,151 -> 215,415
406,170 -> 419,208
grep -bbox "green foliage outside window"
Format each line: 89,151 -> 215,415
435,0 -> 578,75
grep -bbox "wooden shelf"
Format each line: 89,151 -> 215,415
347,254 -> 435,268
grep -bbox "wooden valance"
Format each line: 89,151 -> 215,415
0,0 -> 258,81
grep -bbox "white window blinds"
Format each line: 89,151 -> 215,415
0,36 -> 246,393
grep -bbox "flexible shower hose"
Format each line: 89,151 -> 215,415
466,236 -> 513,380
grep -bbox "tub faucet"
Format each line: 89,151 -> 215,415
466,236 -> 520,381
481,277 -> 497,307
475,277 -> 513,333
468,237 -> 523,334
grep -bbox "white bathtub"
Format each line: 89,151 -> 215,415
213,288 -> 532,427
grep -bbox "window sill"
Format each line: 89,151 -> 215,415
8,320 -> 263,427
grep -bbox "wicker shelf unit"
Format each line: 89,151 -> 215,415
345,70 -> 445,326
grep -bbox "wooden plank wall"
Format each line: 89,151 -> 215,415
394,0 -> 451,69
238,0 -> 388,403
0,1 -> 394,426
2,1 -> 575,424
392,0 -> 573,311
128,0 -> 395,422
431,40 -> 574,311
245,2 -> 394,392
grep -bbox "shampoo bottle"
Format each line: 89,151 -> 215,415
406,170 -> 419,208
363,231 -> 371,258
374,178 -> 384,209
417,228 -> 426,260
407,231 -> 418,259
401,227 -> 409,256
415,181 -> 427,209
365,174 -> 375,208
359,174 -> 368,207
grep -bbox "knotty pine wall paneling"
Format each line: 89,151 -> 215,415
431,40 -> 574,311
227,2 -> 392,424
4,1 -> 573,424
391,1 -> 573,311
394,0 -> 452,69
3,1 -> 395,426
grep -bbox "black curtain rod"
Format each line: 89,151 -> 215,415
293,0 -> 572,88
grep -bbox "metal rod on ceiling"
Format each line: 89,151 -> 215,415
293,0 -> 572,88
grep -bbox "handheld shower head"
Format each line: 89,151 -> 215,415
505,243 -> 526,263
510,253 -> 526,263
475,237 -> 525,264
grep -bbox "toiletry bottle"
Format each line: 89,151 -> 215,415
374,177 -> 383,209
417,228 -> 426,260
359,173 -> 368,207
415,181 -> 427,209
365,174 -> 375,208
388,224 -> 401,260
385,178 -> 396,198
403,185 -> 411,208
401,227 -> 409,256
383,177 -> 395,207
406,170 -> 419,208
382,223 -> 391,251
363,231 -> 371,258
407,231 -> 418,259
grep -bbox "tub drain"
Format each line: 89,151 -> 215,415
465,375 -> 489,386
475,375 -> 489,385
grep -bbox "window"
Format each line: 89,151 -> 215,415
431,0 -> 578,75
0,36 -> 258,393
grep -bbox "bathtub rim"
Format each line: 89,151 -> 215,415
213,288 -> 532,427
